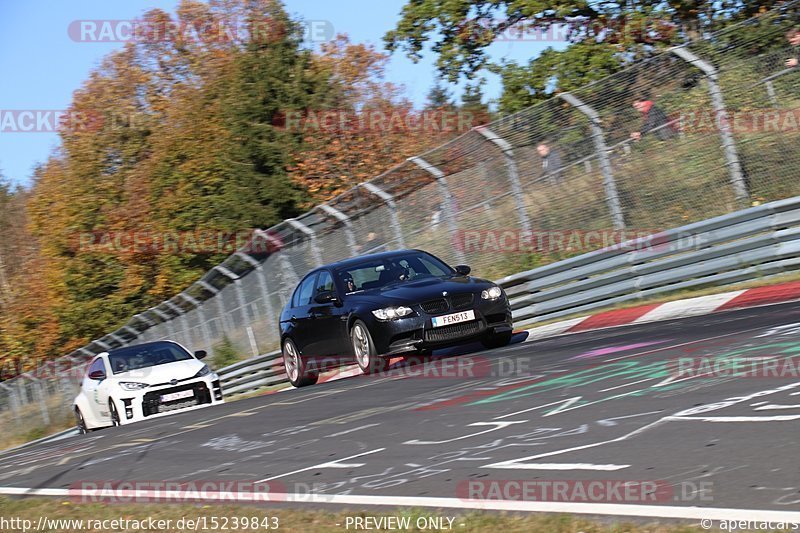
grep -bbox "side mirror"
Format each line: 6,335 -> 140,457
454,264 -> 471,276
194,350 -> 208,360
88,369 -> 106,381
314,290 -> 337,304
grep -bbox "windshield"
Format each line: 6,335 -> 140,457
107,342 -> 194,374
336,252 -> 453,293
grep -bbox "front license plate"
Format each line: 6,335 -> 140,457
161,390 -> 193,402
431,309 -> 476,327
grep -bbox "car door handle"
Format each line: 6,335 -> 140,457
290,316 -> 298,323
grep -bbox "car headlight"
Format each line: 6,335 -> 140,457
119,381 -> 149,391
194,364 -> 211,378
372,306 -> 413,320
481,286 -> 503,300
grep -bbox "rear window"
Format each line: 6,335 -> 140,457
107,342 -> 193,374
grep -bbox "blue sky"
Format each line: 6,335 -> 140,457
0,0 -> 565,187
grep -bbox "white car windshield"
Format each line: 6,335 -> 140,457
107,342 -> 194,374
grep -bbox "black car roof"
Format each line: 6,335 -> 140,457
323,249 -> 428,271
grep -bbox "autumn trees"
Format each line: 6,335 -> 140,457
0,0 -> 480,373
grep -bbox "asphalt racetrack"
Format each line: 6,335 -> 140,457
2,302 -> 800,522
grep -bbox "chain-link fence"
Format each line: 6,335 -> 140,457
4,2 -> 800,428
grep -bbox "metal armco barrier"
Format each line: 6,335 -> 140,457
216,350 -> 283,396
499,197 -> 800,327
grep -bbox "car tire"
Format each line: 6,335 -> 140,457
481,330 -> 513,349
75,407 -> 89,434
283,338 -> 319,387
109,400 -> 121,427
351,320 -> 386,374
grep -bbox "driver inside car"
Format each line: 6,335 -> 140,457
341,273 -> 357,293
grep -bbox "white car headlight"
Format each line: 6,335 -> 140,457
372,306 -> 413,320
194,364 -> 211,378
481,286 -> 503,300
119,381 -> 149,391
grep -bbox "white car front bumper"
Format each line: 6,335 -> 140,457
115,373 -> 224,424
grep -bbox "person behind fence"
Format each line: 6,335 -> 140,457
630,98 -> 676,141
785,28 -> 800,67
536,141 -> 563,184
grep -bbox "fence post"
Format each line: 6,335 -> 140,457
184,297 -> 214,353
671,46 -> 749,204
93,339 -> 112,352
198,280 -> 231,347
30,377 -> 51,426
474,127 -> 532,233
235,252 -> 279,349
408,156 -> 466,264
165,300 -> 192,347
214,266 -> 250,326
286,218 -> 324,267
120,326 -> 139,343
360,182 -> 406,249
0,382 -> 20,427
557,92 -> 626,230
317,204 -> 359,256
147,307 -> 176,341
107,333 -> 126,347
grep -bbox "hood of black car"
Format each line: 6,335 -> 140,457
350,276 -> 493,305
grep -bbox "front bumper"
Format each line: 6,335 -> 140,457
369,296 -> 512,355
116,374 -> 224,423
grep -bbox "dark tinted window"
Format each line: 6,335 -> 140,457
316,270 -> 334,293
293,273 -> 317,307
87,358 -> 105,378
107,342 -> 193,374
336,252 -> 453,291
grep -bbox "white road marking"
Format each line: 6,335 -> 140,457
669,415 -> 800,422
633,291 -> 746,323
595,411 -> 664,426
753,403 -> 800,410
255,448 -> 385,482
2,486 -> 799,522
483,462 -> 630,471
493,398 -> 581,420
598,378 -> 657,392
325,423 -> 380,438
403,421 -> 526,445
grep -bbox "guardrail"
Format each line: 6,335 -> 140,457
499,196 -> 800,327
216,350 -> 283,396
218,196 -> 800,397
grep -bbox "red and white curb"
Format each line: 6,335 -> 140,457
522,280 -> 800,342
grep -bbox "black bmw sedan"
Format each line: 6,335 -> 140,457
279,249 -> 513,387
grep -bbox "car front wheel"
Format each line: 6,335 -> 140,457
351,320 -> 386,374
283,338 -> 319,387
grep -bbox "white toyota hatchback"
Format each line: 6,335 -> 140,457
73,340 -> 224,432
